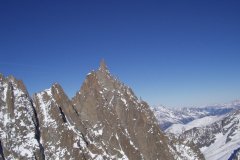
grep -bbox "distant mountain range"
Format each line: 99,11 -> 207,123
152,101 -> 240,130
152,100 -> 240,160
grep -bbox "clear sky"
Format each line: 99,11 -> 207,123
1,0 -> 240,107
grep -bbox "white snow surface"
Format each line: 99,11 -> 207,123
177,110 -> 240,160
166,115 -> 225,135
200,112 -> 240,160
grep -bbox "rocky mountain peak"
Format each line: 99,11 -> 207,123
6,75 -> 16,81
3,75 -> 28,95
99,59 -> 109,73
71,63 -> 176,160
51,83 -> 67,98
0,61 -> 205,159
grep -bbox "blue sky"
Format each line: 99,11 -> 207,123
1,0 -> 240,107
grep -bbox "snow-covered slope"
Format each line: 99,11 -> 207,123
179,109 -> 240,160
153,101 -> 240,160
166,115 -> 225,135
152,105 -> 233,130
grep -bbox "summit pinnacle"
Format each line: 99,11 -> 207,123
99,59 -> 109,72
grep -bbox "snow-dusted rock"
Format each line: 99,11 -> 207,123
72,60 -> 174,160
0,75 -> 44,159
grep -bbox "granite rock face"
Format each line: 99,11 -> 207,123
0,61 -> 202,160
72,60 -> 174,160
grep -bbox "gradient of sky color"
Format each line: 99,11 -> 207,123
1,0 -> 240,107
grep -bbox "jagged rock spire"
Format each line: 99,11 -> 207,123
99,59 -> 109,72
0,73 -> 4,80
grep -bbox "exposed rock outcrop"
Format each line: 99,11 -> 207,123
72,60 -> 174,159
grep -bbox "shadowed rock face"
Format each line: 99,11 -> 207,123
0,61 -> 203,160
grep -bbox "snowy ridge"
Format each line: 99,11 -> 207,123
178,110 -> 240,160
0,76 -> 41,159
201,110 -> 240,160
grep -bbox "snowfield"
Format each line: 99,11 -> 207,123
166,115 -> 225,135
